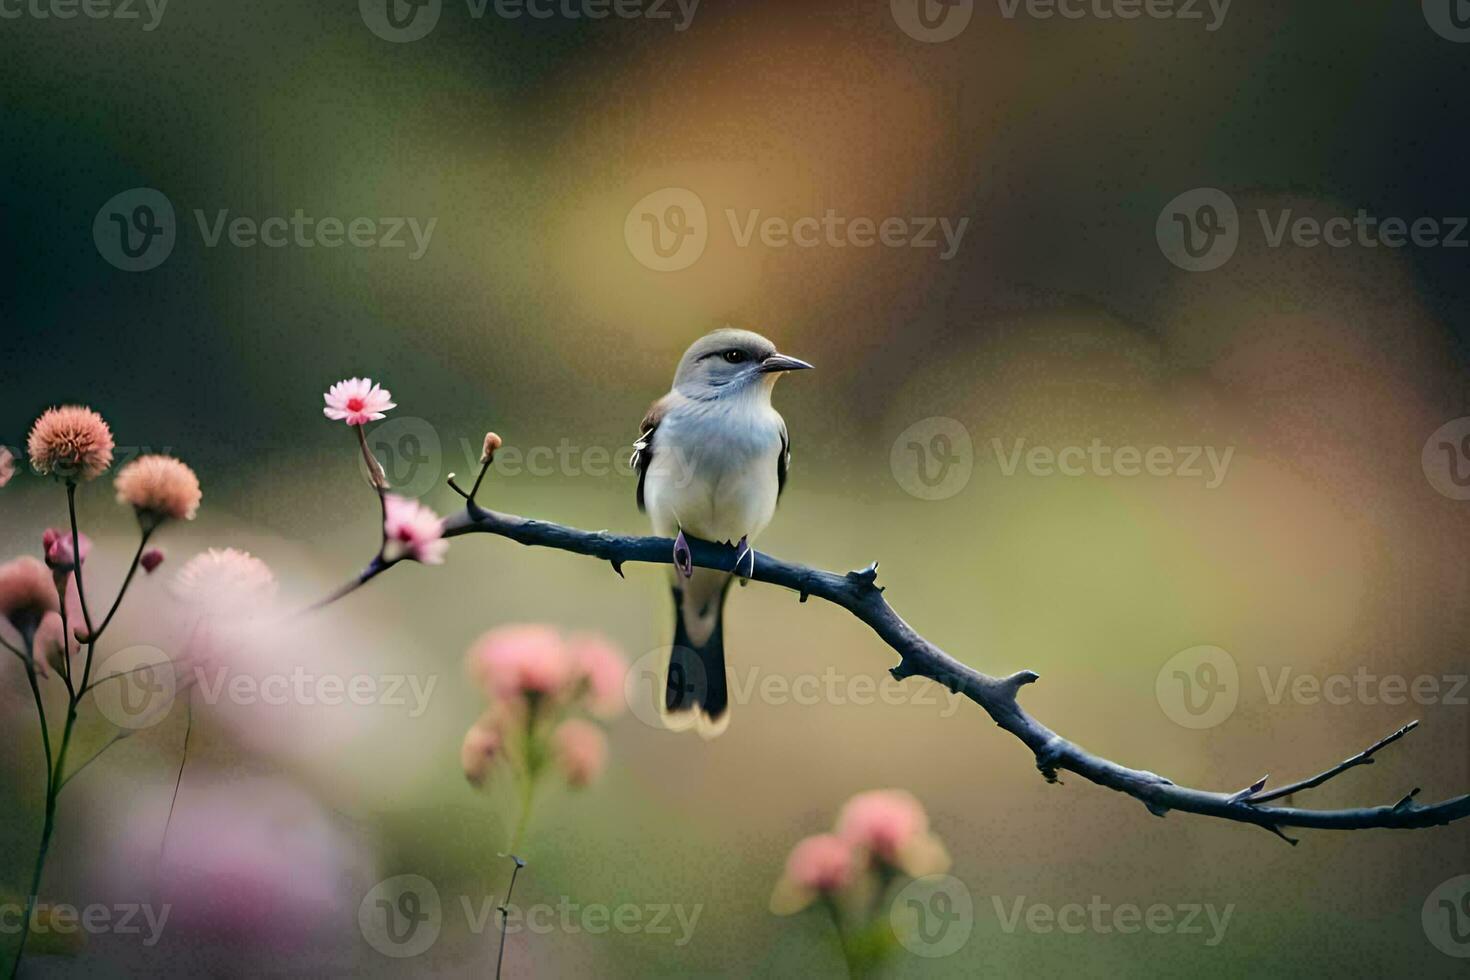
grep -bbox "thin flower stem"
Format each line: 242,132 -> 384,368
65,482 -> 96,637
301,556 -> 392,613
90,530 -> 153,641
356,424 -> 390,550
821,894 -> 858,979
13,653 -> 63,979
57,731 -> 131,792
494,855 -> 526,980
159,692 -> 194,859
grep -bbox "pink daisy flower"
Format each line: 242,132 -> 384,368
382,494 -> 448,565
322,378 -> 396,426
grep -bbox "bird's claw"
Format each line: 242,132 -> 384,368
733,535 -> 755,583
673,529 -> 694,579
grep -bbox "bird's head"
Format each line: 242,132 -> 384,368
672,328 -> 813,400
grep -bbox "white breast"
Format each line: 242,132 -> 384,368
644,397 -> 784,546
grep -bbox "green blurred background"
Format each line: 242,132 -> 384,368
3,0 -> 1470,975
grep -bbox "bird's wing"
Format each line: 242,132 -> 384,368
777,416 -> 791,500
632,396 -> 666,513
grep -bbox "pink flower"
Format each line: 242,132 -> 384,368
27,405 -> 114,481
42,527 -> 92,571
322,377 -> 396,426
770,834 -> 855,914
172,548 -> 278,618
461,719 -> 503,788
570,633 -> 628,718
114,454 -> 202,523
382,494 -> 448,565
467,625 -> 573,703
553,718 -> 608,787
0,446 -> 14,487
0,556 -> 59,635
836,789 -> 951,877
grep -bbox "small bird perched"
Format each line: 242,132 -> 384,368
632,329 -> 813,737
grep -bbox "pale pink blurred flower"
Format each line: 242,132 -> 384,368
570,633 -> 628,718
769,834 -> 856,915
173,548 -> 277,618
113,776 -> 365,949
461,719 -> 503,788
42,527 -> 91,571
27,405 -> 114,481
836,789 -> 950,877
467,625 -> 573,703
322,377 -> 396,426
553,718 -> 608,788
114,454 -> 202,524
140,548 -> 165,574
0,447 -> 14,487
382,494 -> 448,565
0,556 -> 59,635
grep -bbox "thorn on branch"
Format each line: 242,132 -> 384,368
846,562 -> 881,591
1036,736 -> 1068,784
1262,824 -> 1300,846
1000,670 -> 1040,698
1393,788 -> 1422,813
609,558 -> 624,578
1228,775 -> 1270,804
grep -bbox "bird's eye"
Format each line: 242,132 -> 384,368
722,350 -> 747,364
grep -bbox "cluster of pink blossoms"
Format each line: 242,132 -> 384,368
771,788 -> 951,912
461,625 -> 627,791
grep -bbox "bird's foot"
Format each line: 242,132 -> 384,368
673,528 -> 694,579
733,535 -> 755,584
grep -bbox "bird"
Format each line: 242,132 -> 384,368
631,328 -> 813,737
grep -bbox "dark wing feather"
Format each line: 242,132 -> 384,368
777,418 -> 790,499
632,399 -> 664,513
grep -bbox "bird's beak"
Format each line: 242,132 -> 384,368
760,353 -> 814,373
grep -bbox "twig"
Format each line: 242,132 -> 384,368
423,504 -> 1470,837
1247,722 -> 1419,805
494,855 -> 526,980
